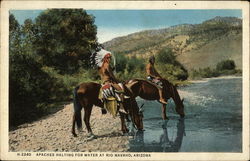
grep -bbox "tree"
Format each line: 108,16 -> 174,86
9,10 -> 100,126
216,60 -> 236,71
156,48 -> 176,65
155,48 -> 188,80
115,53 -> 127,73
9,14 -> 53,125
9,13 -> 64,126
33,9 -> 98,74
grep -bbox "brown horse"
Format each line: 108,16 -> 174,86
72,82 -> 144,137
125,79 -> 185,120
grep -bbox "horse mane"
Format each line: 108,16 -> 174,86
161,79 -> 183,106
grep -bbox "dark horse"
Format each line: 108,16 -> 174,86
72,82 -> 144,137
126,79 -> 185,120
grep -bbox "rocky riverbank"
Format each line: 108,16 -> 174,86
9,104 -> 130,152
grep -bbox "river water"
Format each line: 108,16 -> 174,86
129,77 -> 242,152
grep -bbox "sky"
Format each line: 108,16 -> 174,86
10,10 -> 242,43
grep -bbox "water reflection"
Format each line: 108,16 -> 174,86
129,119 -> 185,152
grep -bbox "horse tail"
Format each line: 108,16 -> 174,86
73,86 -> 82,130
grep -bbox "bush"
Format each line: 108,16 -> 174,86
155,48 -> 188,81
156,48 -> 176,65
190,60 -> 239,79
114,53 -> 127,73
216,60 -> 236,71
9,10 -> 99,126
33,9 -> 98,74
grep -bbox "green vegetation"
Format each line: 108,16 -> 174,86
216,59 -> 236,71
114,54 -> 145,81
190,60 -> 241,79
155,48 -> 188,81
113,48 -> 188,83
9,11 -> 241,127
9,9 -> 98,126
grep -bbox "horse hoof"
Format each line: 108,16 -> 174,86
77,128 -> 83,133
87,133 -> 96,140
122,133 -> 129,136
101,109 -> 107,114
163,117 -> 169,120
179,117 -> 185,121
162,120 -> 169,129
122,129 -> 129,135
72,133 -> 77,137
128,131 -> 135,136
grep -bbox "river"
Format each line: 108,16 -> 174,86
129,77 -> 242,152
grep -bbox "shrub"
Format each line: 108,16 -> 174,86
156,48 -> 176,65
9,10 -> 99,126
190,60 -> 238,79
155,48 -> 188,81
216,60 -> 236,71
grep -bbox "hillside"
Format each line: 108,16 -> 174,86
103,17 -> 242,70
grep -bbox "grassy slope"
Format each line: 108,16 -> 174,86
104,17 -> 242,71
177,32 -> 242,70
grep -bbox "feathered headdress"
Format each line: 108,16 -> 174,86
90,46 -> 116,68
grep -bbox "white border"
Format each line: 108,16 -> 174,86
1,1 -> 249,160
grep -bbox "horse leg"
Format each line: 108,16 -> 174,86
119,112 -> 129,134
161,104 -> 169,120
83,105 -> 94,137
72,113 -> 77,137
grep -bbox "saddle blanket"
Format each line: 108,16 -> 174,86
147,78 -> 163,88
99,84 -> 118,117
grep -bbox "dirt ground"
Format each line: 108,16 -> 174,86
9,104 -> 131,152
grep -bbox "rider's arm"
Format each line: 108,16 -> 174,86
107,63 -> 119,82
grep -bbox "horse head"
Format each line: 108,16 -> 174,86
128,98 -> 144,131
123,82 -> 144,130
162,80 -> 185,118
171,84 -> 185,118
176,98 -> 185,118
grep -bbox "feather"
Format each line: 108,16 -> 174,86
115,93 -> 121,101
102,90 -> 108,99
90,48 -> 112,68
110,87 -> 115,96
106,89 -> 111,97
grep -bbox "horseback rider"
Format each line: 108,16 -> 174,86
146,55 -> 168,104
98,52 -> 124,97
91,47 -> 125,110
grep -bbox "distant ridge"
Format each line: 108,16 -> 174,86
103,16 -> 242,70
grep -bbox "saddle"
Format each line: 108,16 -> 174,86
147,76 -> 163,88
99,83 -> 128,117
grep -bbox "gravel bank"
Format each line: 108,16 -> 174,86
9,104 -> 130,152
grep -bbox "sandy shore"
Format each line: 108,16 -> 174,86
9,104 -> 130,152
